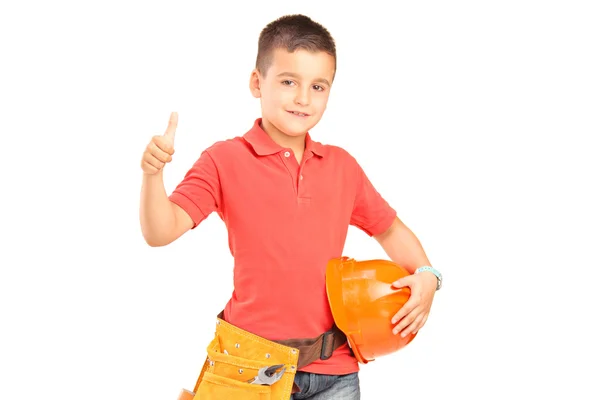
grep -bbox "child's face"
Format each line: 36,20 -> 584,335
250,48 -> 336,137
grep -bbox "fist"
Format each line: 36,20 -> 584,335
141,112 -> 178,175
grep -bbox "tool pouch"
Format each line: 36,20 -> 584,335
178,314 -> 300,400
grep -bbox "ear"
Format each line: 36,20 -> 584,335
249,68 -> 262,98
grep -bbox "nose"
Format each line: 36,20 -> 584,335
294,87 -> 310,107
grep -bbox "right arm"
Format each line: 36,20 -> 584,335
139,112 -> 193,247
140,170 -> 193,247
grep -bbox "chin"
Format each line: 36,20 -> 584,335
282,127 -> 310,137
278,117 -> 318,136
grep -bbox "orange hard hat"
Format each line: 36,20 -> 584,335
325,256 -> 417,364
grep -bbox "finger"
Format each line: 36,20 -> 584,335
141,160 -> 159,174
402,313 -> 425,337
412,312 -> 429,335
393,308 -> 421,335
148,140 -> 173,162
164,111 -> 178,140
152,135 -> 175,156
392,276 -> 412,289
143,151 -> 165,170
391,295 -> 420,324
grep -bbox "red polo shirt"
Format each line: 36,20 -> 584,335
168,118 -> 396,375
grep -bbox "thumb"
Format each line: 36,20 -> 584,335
164,111 -> 178,141
392,275 -> 413,289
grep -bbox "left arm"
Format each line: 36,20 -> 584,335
373,216 -> 432,274
347,156 -> 440,338
374,217 -> 439,337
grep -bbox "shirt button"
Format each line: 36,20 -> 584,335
300,175 -> 303,180
284,151 -> 290,157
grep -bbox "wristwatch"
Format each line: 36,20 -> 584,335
415,266 -> 442,291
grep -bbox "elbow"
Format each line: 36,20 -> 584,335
146,239 -> 166,247
144,236 -> 164,247
142,231 -> 170,247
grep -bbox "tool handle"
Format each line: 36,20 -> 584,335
177,389 -> 195,400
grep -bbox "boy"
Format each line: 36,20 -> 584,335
140,14 -> 441,400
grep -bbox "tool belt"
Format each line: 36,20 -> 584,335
177,311 -> 347,400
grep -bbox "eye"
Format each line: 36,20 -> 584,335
313,85 -> 325,92
282,80 -> 295,86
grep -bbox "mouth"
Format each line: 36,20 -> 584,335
287,110 -> 310,117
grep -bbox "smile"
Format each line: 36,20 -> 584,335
288,111 -> 310,117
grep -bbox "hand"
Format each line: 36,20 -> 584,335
141,112 -> 178,175
390,271 -> 438,337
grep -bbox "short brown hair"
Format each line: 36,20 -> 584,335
255,14 -> 337,77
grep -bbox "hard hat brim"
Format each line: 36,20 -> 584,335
325,257 -> 370,363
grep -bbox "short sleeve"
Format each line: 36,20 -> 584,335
350,161 -> 396,236
168,150 -> 221,229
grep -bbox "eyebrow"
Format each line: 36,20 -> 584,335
276,72 -> 331,87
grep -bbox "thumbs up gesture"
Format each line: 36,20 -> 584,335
141,112 -> 178,175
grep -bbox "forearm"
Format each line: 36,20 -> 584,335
374,217 -> 431,274
139,171 -> 178,246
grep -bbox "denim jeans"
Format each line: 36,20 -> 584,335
290,371 -> 360,399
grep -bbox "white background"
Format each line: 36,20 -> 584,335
1,0 -> 599,399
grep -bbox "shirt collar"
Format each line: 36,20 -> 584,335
243,118 -> 325,158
